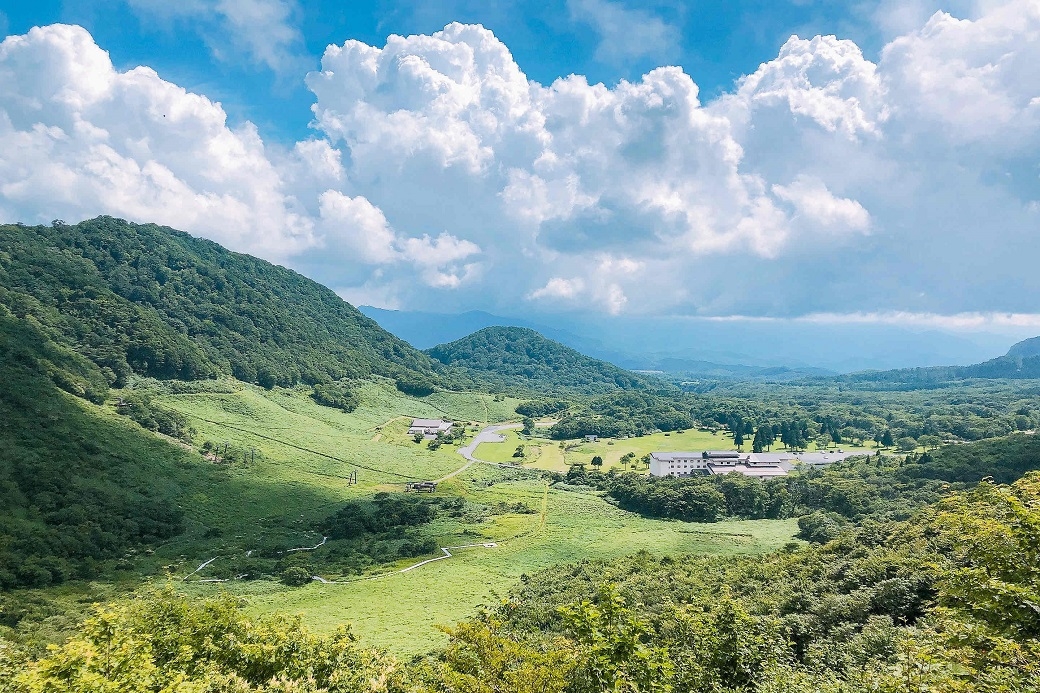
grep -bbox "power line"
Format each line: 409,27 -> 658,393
184,415 -> 420,482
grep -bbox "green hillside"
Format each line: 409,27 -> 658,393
0,217 -> 439,390
426,326 -> 663,395
0,307 -> 204,589
826,337 -> 1040,389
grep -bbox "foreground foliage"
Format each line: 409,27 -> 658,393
1,590 -> 396,692
4,475 -> 1039,691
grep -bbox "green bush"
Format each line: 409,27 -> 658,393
395,374 -> 436,397
311,381 -> 361,412
280,566 -> 313,587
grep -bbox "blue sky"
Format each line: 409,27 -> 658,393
0,0 -> 1038,347
0,0 -> 900,144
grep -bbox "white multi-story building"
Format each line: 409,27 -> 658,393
648,451 -> 788,479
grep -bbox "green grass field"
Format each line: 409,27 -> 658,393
478,428 -> 875,473
127,382 -> 800,655
229,473 -> 797,655
129,381 -> 515,575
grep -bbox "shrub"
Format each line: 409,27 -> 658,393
311,381 -> 360,412
280,566 -> 313,586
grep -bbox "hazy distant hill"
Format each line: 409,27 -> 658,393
836,344 -> 1040,389
0,217 -> 440,389
426,326 -> 665,395
1007,336 -> 1040,359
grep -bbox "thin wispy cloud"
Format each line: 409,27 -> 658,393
126,0 -> 310,75
567,0 -> 680,64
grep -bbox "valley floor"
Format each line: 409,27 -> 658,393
148,381 -> 797,654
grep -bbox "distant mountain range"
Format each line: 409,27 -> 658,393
359,306 -> 834,379
359,306 -> 1018,376
832,336 -> 1040,388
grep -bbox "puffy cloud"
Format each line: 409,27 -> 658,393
2,3 -> 1040,320
772,176 -> 871,234
0,24 -> 313,258
881,3 -> 1040,148
529,277 -> 586,301
316,190 -> 482,288
399,233 -> 483,289
725,34 -> 888,140
318,191 -> 398,263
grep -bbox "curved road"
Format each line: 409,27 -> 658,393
434,423 -> 524,482
458,423 -> 523,461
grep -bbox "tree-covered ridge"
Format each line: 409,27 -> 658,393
1007,335 -> 1040,358
0,307 -> 200,589
426,326 -> 661,395
831,352 -> 1040,389
0,217 -> 440,389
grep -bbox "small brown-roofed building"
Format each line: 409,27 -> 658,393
408,418 -> 453,438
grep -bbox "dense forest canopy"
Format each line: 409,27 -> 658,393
0,307 -> 200,589
0,217 -> 441,389
426,326 -> 664,395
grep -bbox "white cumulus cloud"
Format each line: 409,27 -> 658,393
2,2 -> 1040,321
0,24 -> 313,258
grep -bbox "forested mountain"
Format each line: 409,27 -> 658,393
0,217 -> 440,390
425,326 -> 664,395
0,305 -> 211,589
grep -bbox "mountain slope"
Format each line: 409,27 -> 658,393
1007,335 -> 1040,359
835,349 -> 1040,389
0,217 -> 439,389
0,306 -> 205,588
426,326 -> 664,394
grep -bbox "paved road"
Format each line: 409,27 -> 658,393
433,423 -> 524,483
457,423 -> 523,462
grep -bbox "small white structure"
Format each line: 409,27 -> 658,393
649,451 -> 788,479
408,418 -> 453,439
585,435 -> 599,442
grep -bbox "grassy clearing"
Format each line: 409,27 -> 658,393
478,428 -> 875,473
140,382 -> 514,575
23,381 -> 796,657
236,472 -> 797,655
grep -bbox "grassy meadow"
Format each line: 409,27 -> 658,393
233,472 -> 797,655
117,381 -> 799,655
0,376 -> 797,656
480,427 -> 875,473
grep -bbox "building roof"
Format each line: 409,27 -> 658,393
708,463 -> 787,478
650,450 -> 748,462
409,418 -> 452,428
650,451 -> 709,462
